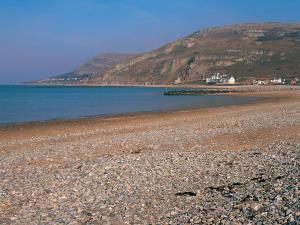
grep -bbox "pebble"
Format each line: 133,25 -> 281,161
0,92 -> 299,224
0,141 -> 298,224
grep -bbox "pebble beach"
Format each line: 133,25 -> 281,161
0,87 -> 299,224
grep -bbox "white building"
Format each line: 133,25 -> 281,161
271,78 -> 285,85
257,80 -> 266,85
227,76 -> 236,84
206,73 -> 230,84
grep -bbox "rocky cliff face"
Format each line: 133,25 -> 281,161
34,23 -> 300,85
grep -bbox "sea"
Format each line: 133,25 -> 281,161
0,85 -> 261,125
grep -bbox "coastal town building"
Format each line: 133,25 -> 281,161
227,76 -> 236,84
205,73 -> 236,84
252,76 -> 299,85
271,77 -> 285,85
257,80 -> 266,85
253,77 -> 274,85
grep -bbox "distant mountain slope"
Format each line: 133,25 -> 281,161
31,53 -> 137,84
32,23 -> 300,85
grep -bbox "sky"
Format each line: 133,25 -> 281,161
0,0 -> 300,84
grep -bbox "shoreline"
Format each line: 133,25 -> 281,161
0,88 -> 299,224
11,82 -> 300,89
0,89 -> 282,132
1,85 -> 298,130
0,89 -> 298,147
0,94 -> 265,130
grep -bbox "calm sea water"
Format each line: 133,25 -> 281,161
0,85 -> 260,125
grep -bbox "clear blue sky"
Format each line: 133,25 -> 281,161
0,0 -> 299,84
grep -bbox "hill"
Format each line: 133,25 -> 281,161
30,53 -> 137,84
32,23 -> 300,85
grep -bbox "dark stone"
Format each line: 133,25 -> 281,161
82,211 -> 93,217
175,191 -> 197,197
275,175 -> 284,180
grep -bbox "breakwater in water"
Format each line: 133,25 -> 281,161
164,89 -> 240,96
